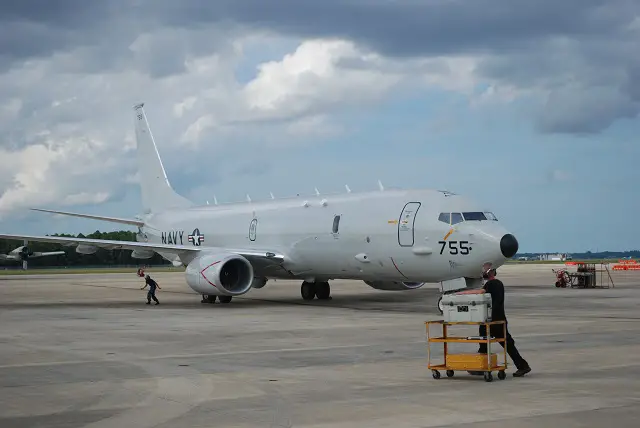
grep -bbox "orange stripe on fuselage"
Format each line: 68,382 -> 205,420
443,228 -> 454,240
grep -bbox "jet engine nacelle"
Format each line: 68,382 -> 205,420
10,246 -> 31,260
185,253 -> 254,296
364,280 -> 425,291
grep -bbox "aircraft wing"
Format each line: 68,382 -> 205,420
30,208 -> 144,227
0,233 -> 285,263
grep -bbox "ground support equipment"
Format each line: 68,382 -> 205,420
553,262 -> 614,289
426,320 -> 508,382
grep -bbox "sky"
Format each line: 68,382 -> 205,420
0,0 -> 638,253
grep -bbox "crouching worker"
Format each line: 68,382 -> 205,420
459,264 -> 531,377
141,274 -> 160,305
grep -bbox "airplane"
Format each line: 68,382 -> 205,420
0,103 -> 519,313
0,239 -> 66,270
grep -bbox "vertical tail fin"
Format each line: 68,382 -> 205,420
133,103 -> 193,213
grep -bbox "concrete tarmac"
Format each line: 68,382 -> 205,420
1,264 -> 639,427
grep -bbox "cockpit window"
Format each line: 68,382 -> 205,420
451,213 -> 463,224
484,212 -> 498,221
439,211 -> 497,224
462,212 -> 487,221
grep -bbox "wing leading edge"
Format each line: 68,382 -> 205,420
0,233 -> 285,264
29,208 -> 144,227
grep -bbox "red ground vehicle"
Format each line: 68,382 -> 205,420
552,268 -> 571,288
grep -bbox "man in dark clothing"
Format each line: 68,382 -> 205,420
141,274 -> 160,305
460,265 -> 531,377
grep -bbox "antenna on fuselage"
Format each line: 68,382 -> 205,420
345,185 -> 351,193
315,187 -> 320,196
213,195 -> 218,205
378,180 -> 385,191
246,194 -> 252,202
206,200 -> 210,205
270,192 -> 275,199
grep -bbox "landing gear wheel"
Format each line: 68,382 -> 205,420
432,370 -> 441,379
484,372 -> 493,382
446,370 -> 454,378
301,281 -> 316,300
437,296 -> 444,315
202,295 -> 216,304
218,296 -> 232,304
315,281 -> 331,300
498,370 -> 506,380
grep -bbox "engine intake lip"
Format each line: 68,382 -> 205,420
217,258 -> 253,294
192,254 -> 255,296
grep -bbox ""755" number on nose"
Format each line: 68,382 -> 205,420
438,240 -> 471,255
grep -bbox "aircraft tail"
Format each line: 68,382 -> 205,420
133,103 -> 193,213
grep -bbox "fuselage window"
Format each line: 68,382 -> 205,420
451,212 -> 463,224
438,212 -> 450,224
332,215 -> 341,233
462,212 -> 487,221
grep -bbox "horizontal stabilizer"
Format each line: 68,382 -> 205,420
31,208 -> 144,227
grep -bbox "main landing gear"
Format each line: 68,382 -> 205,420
201,295 -> 233,304
301,281 -> 332,301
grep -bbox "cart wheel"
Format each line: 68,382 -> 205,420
483,372 -> 493,382
446,370 -> 454,378
498,370 -> 506,380
432,370 -> 441,379
437,296 -> 444,315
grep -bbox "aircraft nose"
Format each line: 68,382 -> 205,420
500,234 -> 519,258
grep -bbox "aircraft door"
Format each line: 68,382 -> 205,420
398,202 -> 421,247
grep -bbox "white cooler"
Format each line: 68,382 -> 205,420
441,293 -> 492,323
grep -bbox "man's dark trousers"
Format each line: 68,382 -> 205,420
478,321 -> 529,371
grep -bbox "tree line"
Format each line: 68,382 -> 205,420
0,230 -> 171,267
516,250 -> 640,260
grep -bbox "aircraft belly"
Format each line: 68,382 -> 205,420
288,236 -> 362,277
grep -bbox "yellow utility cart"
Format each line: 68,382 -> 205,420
426,320 -> 508,382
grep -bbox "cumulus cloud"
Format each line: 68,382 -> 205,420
0,0 -> 638,218
0,136 -> 122,218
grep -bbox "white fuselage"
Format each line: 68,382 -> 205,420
138,188 -> 513,283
